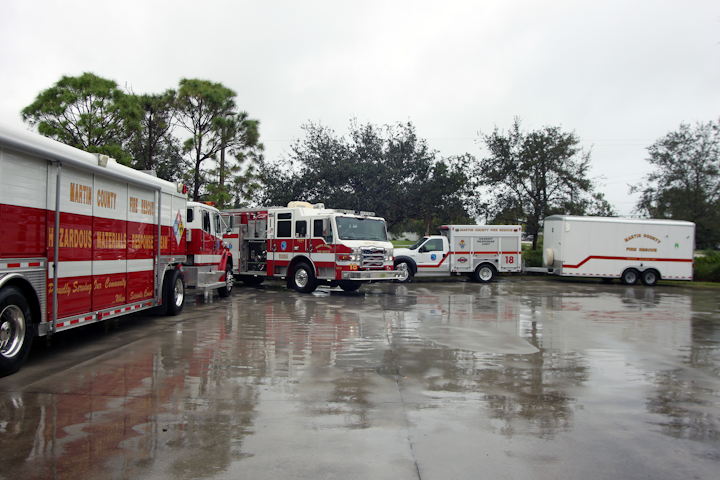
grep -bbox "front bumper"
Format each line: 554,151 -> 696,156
341,270 -> 405,281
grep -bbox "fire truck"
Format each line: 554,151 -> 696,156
221,202 -> 404,293
0,123 -> 233,377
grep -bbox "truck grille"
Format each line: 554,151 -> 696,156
361,247 -> 385,268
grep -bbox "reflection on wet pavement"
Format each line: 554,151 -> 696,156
1,279 -> 719,479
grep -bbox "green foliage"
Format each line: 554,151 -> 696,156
125,90 -> 186,182
21,72 -> 140,165
631,119 -> 720,249
175,78 -> 263,205
693,251 -> 720,282
475,117 -> 614,250
259,120 -> 474,230
521,247 -> 543,267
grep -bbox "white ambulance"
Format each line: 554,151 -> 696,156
393,225 -> 523,283
527,215 -> 695,285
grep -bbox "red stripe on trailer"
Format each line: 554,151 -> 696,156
564,255 -> 693,269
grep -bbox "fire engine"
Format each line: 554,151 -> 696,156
221,202 -> 404,293
0,123 -> 233,377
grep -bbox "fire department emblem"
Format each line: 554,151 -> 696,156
173,210 -> 185,245
431,254 -> 437,261
459,239 -> 466,249
457,257 -> 468,263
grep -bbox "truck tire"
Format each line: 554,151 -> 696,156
394,260 -> 413,283
291,262 -> 317,293
339,282 -> 361,292
641,269 -> 659,286
474,263 -> 496,283
0,287 -> 34,377
218,266 -> 234,297
621,269 -> 639,285
164,270 -> 185,316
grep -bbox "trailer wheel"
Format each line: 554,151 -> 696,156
339,282 -> 361,292
164,270 -> 185,316
394,260 -> 413,283
474,263 -> 496,283
241,276 -> 265,286
0,287 -> 33,377
291,262 -> 317,293
641,269 -> 659,286
621,269 -> 639,285
218,266 -> 234,297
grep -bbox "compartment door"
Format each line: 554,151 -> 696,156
500,236 -> 520,270
452,235 -> 473,272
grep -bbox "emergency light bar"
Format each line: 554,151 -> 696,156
333,209 -> 376,217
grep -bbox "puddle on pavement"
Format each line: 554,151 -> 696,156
2,279 -> 719,479
416,323 -> 540,354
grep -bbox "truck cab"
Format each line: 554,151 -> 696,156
394,235 -> 451,280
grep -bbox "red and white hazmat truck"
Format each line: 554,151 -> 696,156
221,202 -> 404,293
393,225 -> 523,283
0,123 -> 233,377
525,215 -> 695,285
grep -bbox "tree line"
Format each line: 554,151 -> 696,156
21,73 -> 262,209
19,73 -> 720,249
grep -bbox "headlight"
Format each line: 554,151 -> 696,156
384,248 -> 393,262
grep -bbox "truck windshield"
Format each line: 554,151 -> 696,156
336,217 -> 388,241
408,237 -> 429,250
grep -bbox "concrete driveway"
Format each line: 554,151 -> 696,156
1,278 -> 718,479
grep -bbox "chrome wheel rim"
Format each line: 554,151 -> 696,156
645,272 -> 656,284
397,262 -> 409,281
625,271 -> 637,284
174,278 -> 184,307
479,267 -> 492,281
225,272 -> 234,292
0,305 -> 26,359
295,268 -> 309,288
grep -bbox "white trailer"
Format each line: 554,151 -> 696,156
393,225 -> 523,283
528,215 -> 695,285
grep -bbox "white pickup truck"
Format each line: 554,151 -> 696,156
393,225 -> 523,283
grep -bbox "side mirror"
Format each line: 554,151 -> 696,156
419,246 -> 427,253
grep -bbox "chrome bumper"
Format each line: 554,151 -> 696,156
341,270 -> 405,281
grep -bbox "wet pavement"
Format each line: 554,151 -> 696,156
1,278 -> 719,479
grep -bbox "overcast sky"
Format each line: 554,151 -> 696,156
1,0 -> 718,216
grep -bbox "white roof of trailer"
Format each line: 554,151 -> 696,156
544,215 -> 695,227
0,122 -> 185,197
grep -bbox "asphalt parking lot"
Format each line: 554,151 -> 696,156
1,277 -> 719,479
